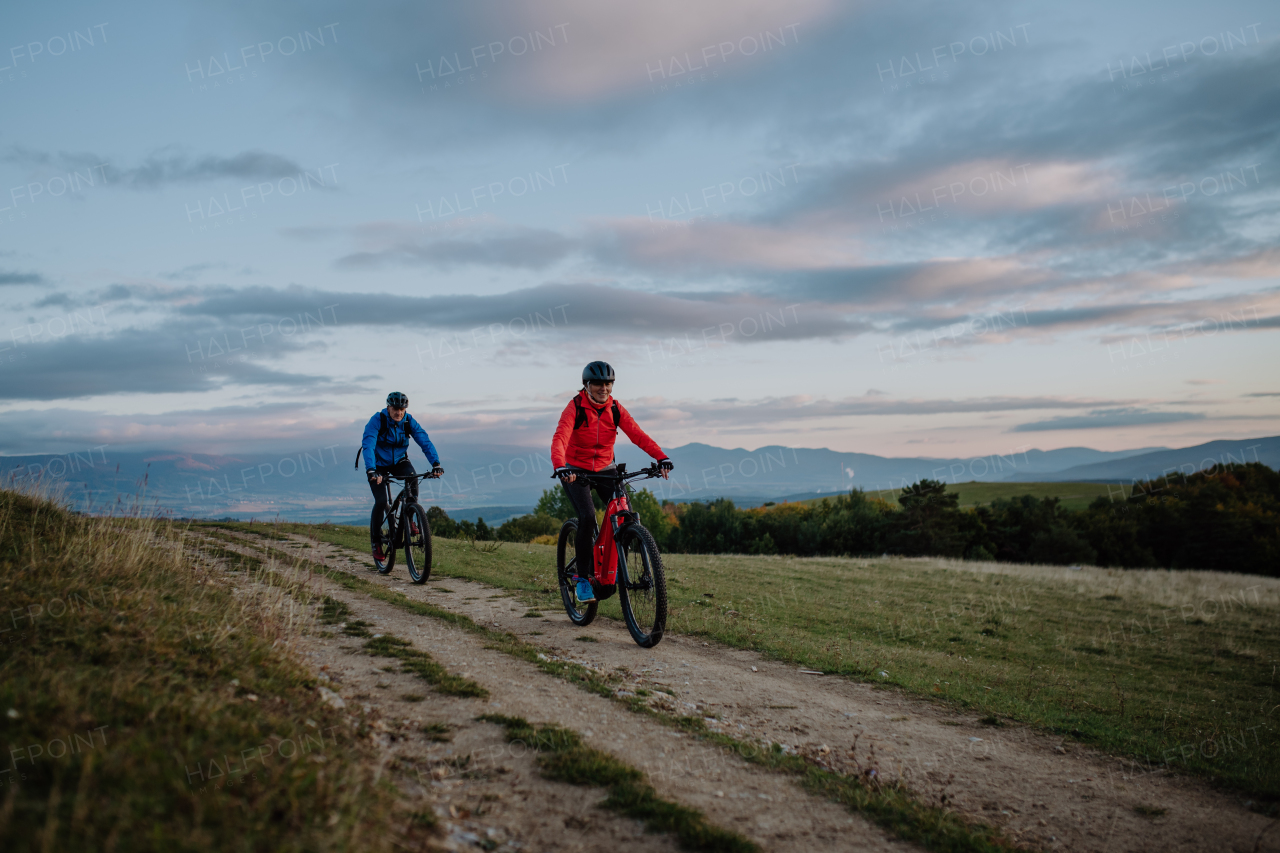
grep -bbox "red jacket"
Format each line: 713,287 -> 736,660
551,390 -> 665,471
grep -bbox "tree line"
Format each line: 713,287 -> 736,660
427,462 -> 1278,575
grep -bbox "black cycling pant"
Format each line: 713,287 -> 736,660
369,460 -> 418,545
561,470 -> 612,579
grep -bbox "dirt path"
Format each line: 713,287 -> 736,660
226,529 -> 1280,853
200,530 -> 910,853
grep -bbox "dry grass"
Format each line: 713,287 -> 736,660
0,488 -> 414,852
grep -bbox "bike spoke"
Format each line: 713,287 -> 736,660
617,525 -> 666,647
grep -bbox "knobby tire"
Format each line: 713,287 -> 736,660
617,523 -> 667,648
404,504 -> 432,584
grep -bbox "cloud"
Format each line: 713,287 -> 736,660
0,271 -> 44,285
0,323 -> 348,401
117,148 -> 306,189
493,0 -> 841,102
159,281 -> 862,342
1011,408 -> 1206,432
332,224 -> 579,270
624,394 -> 1131,427
0,404 -> 362,456
160,262 -> 229,281
5,146 -> 308,190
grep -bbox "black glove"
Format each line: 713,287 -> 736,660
431,465 -> 444,478
554,466 -> 574,482
658,458 -> 674,473
366,469 -> 379,483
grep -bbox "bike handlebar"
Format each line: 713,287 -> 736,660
380,472 -> 440,482
550,463 -> 662,481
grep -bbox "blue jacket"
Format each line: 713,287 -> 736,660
362,409 -> 440,470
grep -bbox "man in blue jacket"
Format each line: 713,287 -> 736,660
363,391 -> 443,561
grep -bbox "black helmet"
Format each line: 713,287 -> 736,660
582,361 -> 615,384
386,391 -> 408,408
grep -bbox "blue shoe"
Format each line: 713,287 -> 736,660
574,577 -> 595,602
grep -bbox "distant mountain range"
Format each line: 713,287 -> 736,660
4,436 -> 1276,524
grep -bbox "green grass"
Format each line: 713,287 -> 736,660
420,722 -> 452,742
945,481 -> 1127,511
0,492 -> 409,852
672,716 -> 1020,853
364,634 -> 488,698
786,481 -> 1127,512
477,715 -> 759,853
206,524 -> 1027,852
228,519 -> 1280,801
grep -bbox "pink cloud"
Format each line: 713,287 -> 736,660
493,0 -> 842,102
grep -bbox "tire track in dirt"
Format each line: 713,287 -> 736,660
255,530 -> 1280,853
201,531 -> 911,852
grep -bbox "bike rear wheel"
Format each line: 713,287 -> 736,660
404,504 -> 432,584
617,524 -> 667,648
376,508 -> 397,574
557,519 -> 597,626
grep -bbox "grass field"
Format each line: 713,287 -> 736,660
223,519 -> 1280,804
0,492 -> 411,852
785,481 -> 1127,512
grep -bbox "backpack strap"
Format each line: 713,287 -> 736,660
355,411 -> 397,469
573,395 -> 622,430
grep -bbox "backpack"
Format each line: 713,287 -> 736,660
353,411 -> 402,469
573,396 -> 620,430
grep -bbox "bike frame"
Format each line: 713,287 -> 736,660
560,464 -> 654,585
381,472 -> 431,542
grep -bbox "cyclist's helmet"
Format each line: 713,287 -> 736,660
386,391 -> 408,408
582,361 -> 615,384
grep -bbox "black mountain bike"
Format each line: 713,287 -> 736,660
554,463 -> 669,648
373,472 -> 435,584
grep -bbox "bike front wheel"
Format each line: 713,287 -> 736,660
404,504 -> 432,584
557,519 -> 597,627
617,524 -> 667,648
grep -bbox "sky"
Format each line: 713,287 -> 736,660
1,0 -> 1278,461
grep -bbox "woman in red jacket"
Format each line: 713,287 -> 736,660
552,361 -> 673,602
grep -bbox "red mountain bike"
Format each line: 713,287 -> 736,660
554,463 -> 669,648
